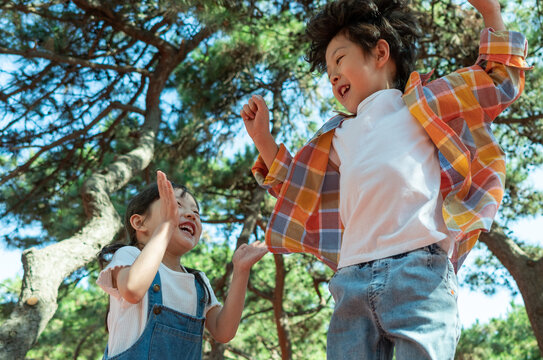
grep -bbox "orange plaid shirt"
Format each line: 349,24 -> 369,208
253,29 -> 531,272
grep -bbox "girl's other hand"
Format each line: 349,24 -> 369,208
232,240 -> 268,272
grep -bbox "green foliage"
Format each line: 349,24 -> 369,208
456,303 -> 541,360
1,0 -> 543,358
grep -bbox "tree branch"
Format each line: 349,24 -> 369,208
480,227 -> 543,354
0,46 -> 150,76
0,101 -> 144,187
495,113 -> 543,125
72,0 -> 176,54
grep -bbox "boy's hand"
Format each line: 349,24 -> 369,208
156,170 -> 178,228
467,0 -> 500,14
467,0 -> 505,31
232,240 -> 268,273
241,95 -> 271,142
240,95 -> 279,169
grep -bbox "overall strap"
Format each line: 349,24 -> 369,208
147,271 -> 163,317
193,273 -> 205,318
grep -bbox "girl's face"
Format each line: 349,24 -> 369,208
143,189 -> 202,255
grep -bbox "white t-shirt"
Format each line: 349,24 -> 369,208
97,246 -> 221,357
330,89 -> 452,269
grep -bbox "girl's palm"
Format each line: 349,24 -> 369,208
232,241 -> 268,271
156,171 -> 178,225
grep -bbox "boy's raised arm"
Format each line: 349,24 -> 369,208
241,95 -> 279,169
468,0 -> 505,31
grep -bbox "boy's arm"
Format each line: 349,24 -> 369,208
241,94 -> 295,198
252,143 -> 293,198
205,242 -> 268,343
241,95 -> 279,169
468,0 -> 505,30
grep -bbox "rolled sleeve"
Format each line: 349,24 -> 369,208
251,143 -> 292,198
477,28 -> 532,69
473,28 -> 533,119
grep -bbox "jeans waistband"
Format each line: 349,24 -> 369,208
356,243 -> 442,270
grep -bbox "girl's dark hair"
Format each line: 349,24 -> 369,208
97,182 -> 210,331
305,0 -> 422,91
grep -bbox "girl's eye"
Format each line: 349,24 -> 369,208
193,211 -> 200,217
336,55 -> 344,65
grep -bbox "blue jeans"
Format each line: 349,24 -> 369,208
327,244 -> 460,360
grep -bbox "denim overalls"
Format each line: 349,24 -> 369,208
103,271 -> 206,360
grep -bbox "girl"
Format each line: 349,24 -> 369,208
97,171 -> 267,359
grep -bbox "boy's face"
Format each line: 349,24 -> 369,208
325,32 -> 387,114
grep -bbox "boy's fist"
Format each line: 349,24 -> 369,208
241,95 -> 271,141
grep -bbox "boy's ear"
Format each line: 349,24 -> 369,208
130,214 -> 147,233
374,39 -> 391,68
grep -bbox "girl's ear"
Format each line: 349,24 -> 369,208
130,214 -> 147,233
374,39 -> 391,68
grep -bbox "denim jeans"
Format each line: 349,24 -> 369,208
327,244 -> 460,360
103,271 -> 205,360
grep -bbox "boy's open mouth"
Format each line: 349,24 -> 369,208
178,221 -> 195,236
339,84 -> 350,97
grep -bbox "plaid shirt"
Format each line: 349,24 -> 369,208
252,29 -> 531,272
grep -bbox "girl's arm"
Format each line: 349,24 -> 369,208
205,241 -> 268,343
468,0 -> 505,31
114,171 -> 178,304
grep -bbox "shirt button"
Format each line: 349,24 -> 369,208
153,307 -> 161,315
153,284 -> 160,292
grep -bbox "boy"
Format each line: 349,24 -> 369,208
241,0 -> 531,359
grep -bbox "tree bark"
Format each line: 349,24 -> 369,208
479,228 -> 543,355
206,187 -> 265,360
273,254 -> 292,360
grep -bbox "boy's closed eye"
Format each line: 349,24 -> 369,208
336,55 -> 344,65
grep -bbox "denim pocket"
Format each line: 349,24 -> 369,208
150,323 -> 202,359
427,245 -> 458,300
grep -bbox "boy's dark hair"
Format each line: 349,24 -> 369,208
98,182 -> 210,332
306,0 -> 421,91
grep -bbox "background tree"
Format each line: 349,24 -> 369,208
0,0 -> 542,359
456,303 -> 540,360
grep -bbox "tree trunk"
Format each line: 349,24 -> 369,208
479,228 -> 543,355
273,254 -> 292,360
206,187 -> 265,360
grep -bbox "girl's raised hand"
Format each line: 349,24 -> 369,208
232,241 -> 268,272
156,170 -> 178,226
240,95 -> 271,142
